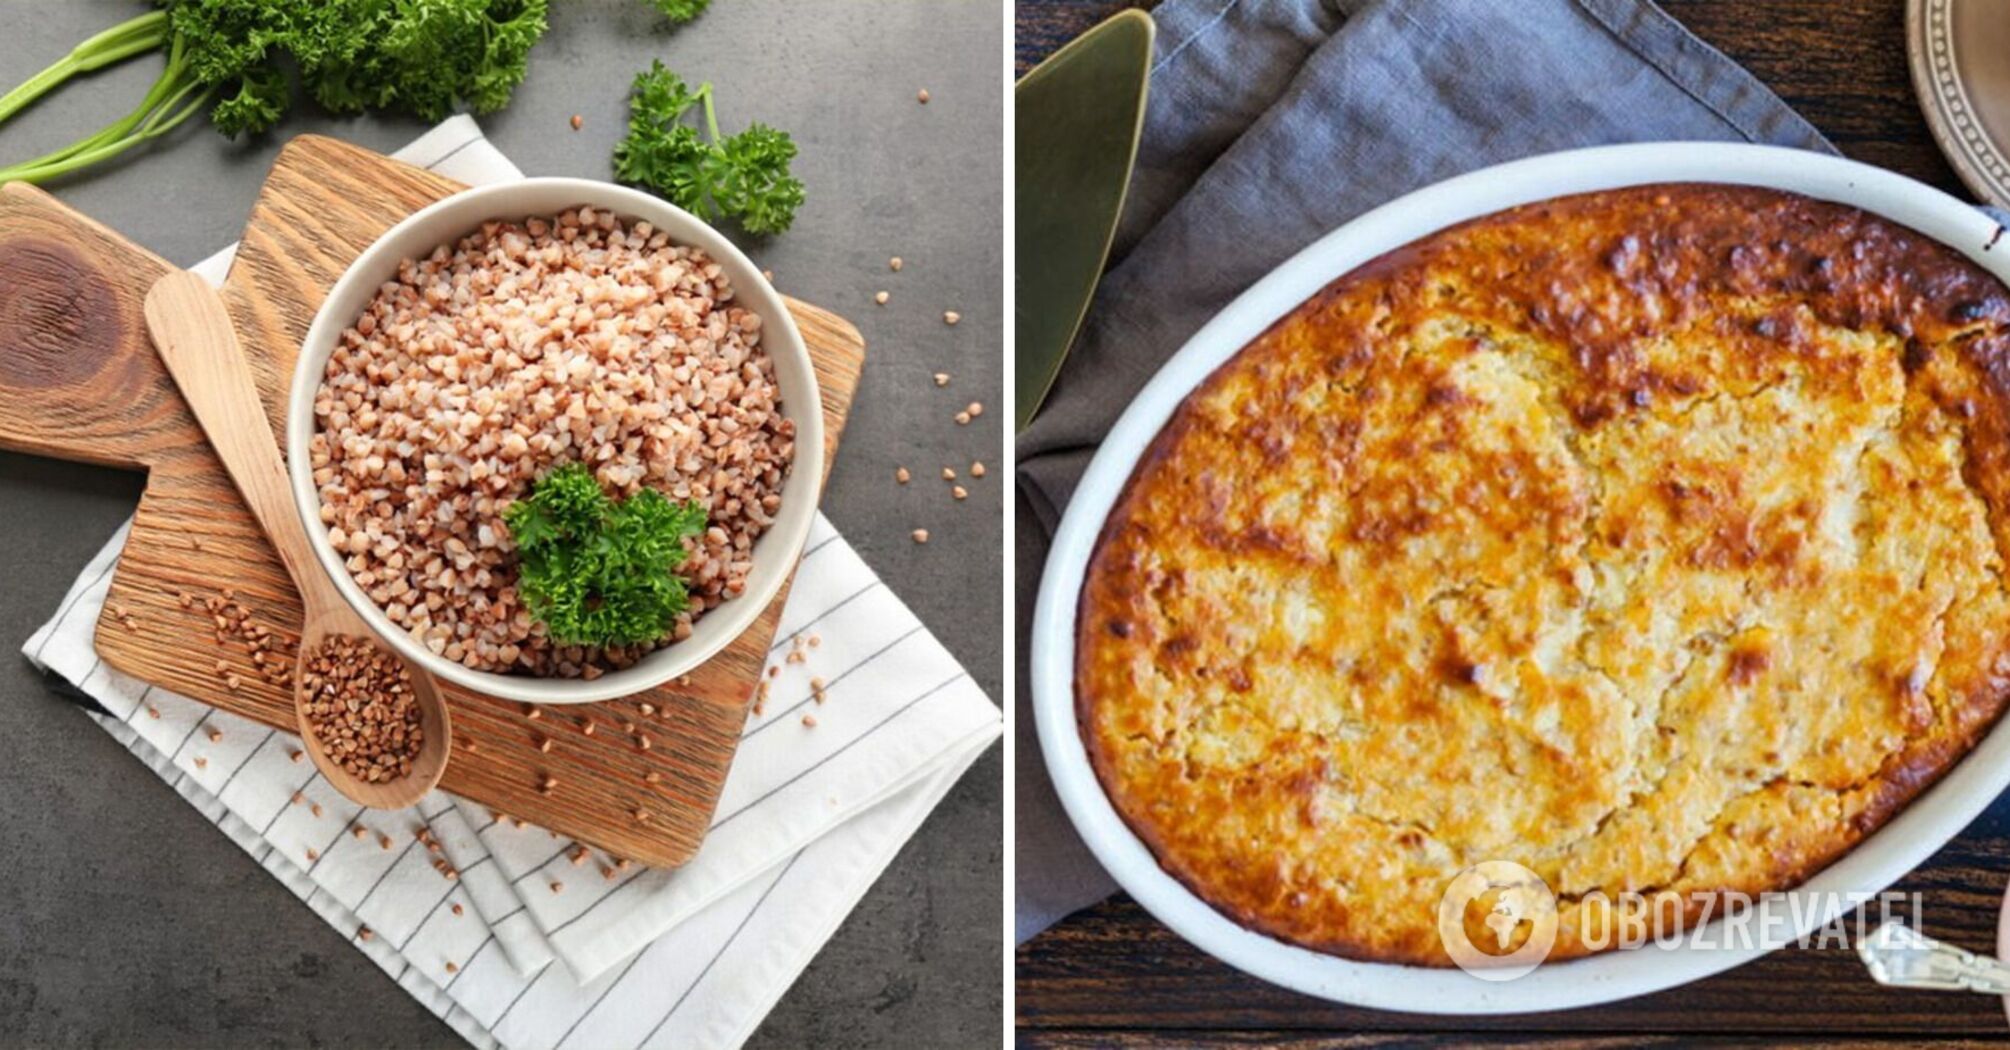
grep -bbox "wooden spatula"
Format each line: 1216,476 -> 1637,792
142,270 -> 451,809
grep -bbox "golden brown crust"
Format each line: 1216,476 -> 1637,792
1077,184 -> 2010,966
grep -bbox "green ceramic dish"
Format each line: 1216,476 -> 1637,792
1014,9 -> 1154,432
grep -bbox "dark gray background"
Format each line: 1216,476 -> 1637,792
0,1 -> 1002,1046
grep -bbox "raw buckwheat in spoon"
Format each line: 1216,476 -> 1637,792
145,271 -> 450,809
299,633 -> 425,785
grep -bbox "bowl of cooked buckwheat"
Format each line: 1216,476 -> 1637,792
285,178 -> 823,704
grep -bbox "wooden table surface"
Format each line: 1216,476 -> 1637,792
1015,1 -> 2010,1045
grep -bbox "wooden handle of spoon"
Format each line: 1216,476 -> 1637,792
142,271 -> 332,613
146,270 -> 453,810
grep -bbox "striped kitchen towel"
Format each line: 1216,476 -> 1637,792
21,117 -> 1001,1050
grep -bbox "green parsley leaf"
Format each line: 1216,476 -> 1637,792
614,60 -> 804,235
160,0 -> 552,134
208,61 -> 287,136
706,123 -> 805,236
0,0 -> 624,183
502,463 -> 709,647
646,0 -> 712,24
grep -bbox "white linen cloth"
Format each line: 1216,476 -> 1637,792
21,116 -> 1001,1050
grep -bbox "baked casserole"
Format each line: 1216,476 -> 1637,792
1075,184 -> 2010,964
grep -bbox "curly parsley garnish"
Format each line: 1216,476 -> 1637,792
0,0 -> 554,184
645,0 -> 711,23
612,60 -> 805,235
503,464 -> 708,647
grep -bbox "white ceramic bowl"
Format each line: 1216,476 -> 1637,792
289,178 -> 823,705
1031,142 -> 2010,1013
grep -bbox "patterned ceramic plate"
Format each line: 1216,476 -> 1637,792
1910,0 -> 2010,208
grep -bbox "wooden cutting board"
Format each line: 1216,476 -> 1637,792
0,135 -> 864,868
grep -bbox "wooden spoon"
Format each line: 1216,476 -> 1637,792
143,270 -> 450,809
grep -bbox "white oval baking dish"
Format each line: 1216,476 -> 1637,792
1031,142 -> 2010,1013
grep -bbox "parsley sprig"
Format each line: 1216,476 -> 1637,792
503,464 -> 709,648
613,61 -> 805,235
645,0 -> 711,22
0,0 -> 553,185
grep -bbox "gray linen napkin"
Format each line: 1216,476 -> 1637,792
1014,0 -> 1837,942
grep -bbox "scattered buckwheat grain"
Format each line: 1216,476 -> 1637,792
895,466 -> 911,484
952,485 -> 968,501
917,88 -> 930,104
912,529 -> 929,544
569,114 -> 583,130
889,257 -> 903,271
970,461 -> 986,478
874,290 -> 889,305
943,311 -> 960,325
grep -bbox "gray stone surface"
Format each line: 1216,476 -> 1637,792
0,2 -> 1002,1046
